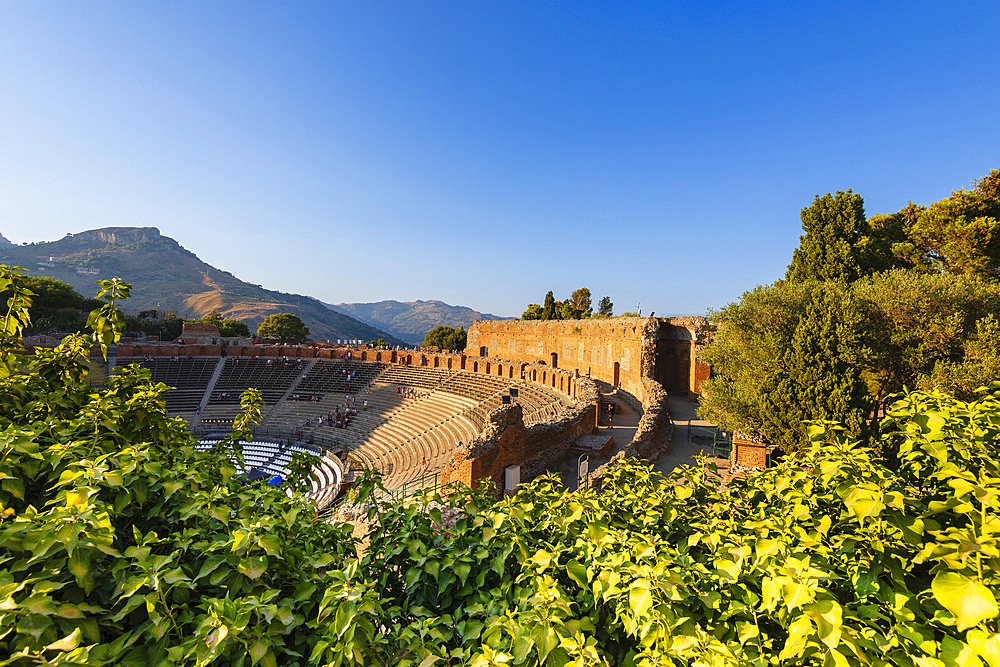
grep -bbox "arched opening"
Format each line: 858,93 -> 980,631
509,366 -> 514,379
406,354 -> 413,365
420,356 -> 427,366
360,351 -> 367,361
485,362 -> 490,375
532,369 -> 537,381
447,357 -> 453,370
433,357 -> 439,368
560,376 -> 564,392
552,374 -> 556,388
497,364 -> 503,377
375,352 -> 382,362
613,362 -> 620,388
473,362 -> 479,373
479,346 -> 488,357
542,371 -> 547,385
550,352 -> 558,368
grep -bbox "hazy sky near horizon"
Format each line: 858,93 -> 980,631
1,2 -> 998,317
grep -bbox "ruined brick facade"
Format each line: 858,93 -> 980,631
465,316 -> 710,400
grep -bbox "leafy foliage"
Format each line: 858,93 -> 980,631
423,325 -> 467,351
256,313 -> 310,343
523,289 -> 594,320
597,296 -> 613,317
786,190 -> 871,283
193,311 -> 251,338
757,287 -> 873,453
354,387 -> 1000,666
908,170 -> 1000,278
521,304 -> 544,320
701,272 -> 1000,442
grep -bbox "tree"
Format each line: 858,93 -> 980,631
256,313 -> 310,342
20,276 -> 88,333
423,325 -> 467,350
699,271 -> 1000,439
757,287 -> 873,453
597,296 -> 613,317
521,303 -> 543,320
192,311 -> 249,338
908,169 -> 1000,278
218,319 -> 250,337
570,288 -> 592,316
786,190 -> 871,283
541,291 -> 557,320
560,300 -> 576,320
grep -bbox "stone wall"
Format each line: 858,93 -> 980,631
465,316 -> 711,400
440,372 -> 599,491
587,377 -> 674,490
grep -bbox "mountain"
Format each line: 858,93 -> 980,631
328,299 -> 513,345
0,227 -> 403,344
0,233 -> 12,248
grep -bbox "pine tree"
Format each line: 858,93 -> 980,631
758,287 -> 872,454
786,190 -> 870,282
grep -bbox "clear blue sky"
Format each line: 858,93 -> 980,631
1,2 -> 998,317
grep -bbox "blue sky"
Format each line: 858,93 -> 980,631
1,2 -> 998,317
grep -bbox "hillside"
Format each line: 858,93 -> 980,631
328,299 -> 513,345
0,227 -> 402,344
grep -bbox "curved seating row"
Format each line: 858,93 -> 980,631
195,439 -> 342,509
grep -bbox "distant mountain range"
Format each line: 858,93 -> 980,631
327,300 -> 514,345
0,227 -> 403,344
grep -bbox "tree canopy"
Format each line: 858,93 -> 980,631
522,288 -> 596,320
256,313 -> 310,342
700,269 -> 1000,446
597,296 -> 613,317
785,190 -> 871,283
194,311 -> 251,338
423,324 -> 467,350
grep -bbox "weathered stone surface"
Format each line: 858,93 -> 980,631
465,316 -> 711,400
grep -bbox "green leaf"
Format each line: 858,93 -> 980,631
258,535 -> 281,556
249,638 -> 268,664
932,572 -> 999,631
44,627 -> 82,651
1,477 -> 24,499
843,485 -> 885,520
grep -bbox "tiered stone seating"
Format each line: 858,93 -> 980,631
376,365 -> 455,390
209,358 -> 304,405
195,439 -> 342,508
116,357 -> 219,412
295,360 -> 384,395
346,391 -> 480,489
128,357 -> 574,499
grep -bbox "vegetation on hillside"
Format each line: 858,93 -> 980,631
0,229 -> 401,344
2,264 -> 1000,665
